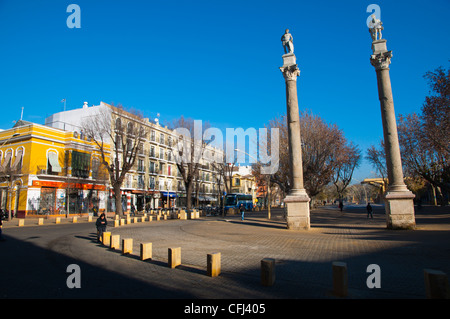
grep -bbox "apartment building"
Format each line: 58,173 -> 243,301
45,101 -> 224,211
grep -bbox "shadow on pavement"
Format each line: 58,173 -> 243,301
0,234 -> 196,299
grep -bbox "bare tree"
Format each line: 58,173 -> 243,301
396,66 -> 449,201
366,140 -> 387,180
168,116 -> 210,210
255,111 -> 356,201
332,142 -> 361,203
82,104 -> 147,217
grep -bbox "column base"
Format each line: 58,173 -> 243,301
384,190 -> 416,230
284,192 -> 310,230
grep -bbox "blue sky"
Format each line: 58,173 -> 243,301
0,0 -> 449,182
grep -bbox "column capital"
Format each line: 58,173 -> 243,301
370,50 -> 393,71
280,64 -> 300,81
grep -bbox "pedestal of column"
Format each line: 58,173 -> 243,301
280,53 -> 310,230
370,39 -> 416,229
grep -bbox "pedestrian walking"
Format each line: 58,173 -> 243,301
338,201 -> 343,212
239,203 -> 245,221
366,202 -> 373,219
95,213 -> 108,242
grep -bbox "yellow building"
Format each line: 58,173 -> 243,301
0,120 -> 110,218
230,165 -> 257,204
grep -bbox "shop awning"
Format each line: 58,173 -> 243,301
160,191 -> 177,198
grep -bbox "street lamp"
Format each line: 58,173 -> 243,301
234,148 -> 272,220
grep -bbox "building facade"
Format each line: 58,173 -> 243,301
45,101 -> 224,212
0,121 -> 110,218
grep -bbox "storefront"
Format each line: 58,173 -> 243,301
28,180 -> 107,216
160,191 -> 177,208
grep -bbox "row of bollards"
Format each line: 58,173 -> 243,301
14,215 -> 89,226
330,261 -> 449,298
100,232 -> 222,277
100,232 -> 450,298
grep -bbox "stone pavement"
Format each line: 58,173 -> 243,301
1,204 -> 449,300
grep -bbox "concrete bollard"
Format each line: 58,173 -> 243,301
18,219 -> 25,227
72,216 -> 77,223
133,217 -> 138,223
55,217 -> 61,224
424,269 -> 450,299
126,217 -> 131,224
102,232 -> 111,246
88,215 -> 92,222
114,220 -> 119,227
140,242 -> 152,261
207,252 -> 221,277
38,218 -> 44,225
332,261 -> 348,297
261,258 -> 276,286
168,247 -> 181,268
120,219 -> 125,226
122,238 -> 133,254
149,215 -> 153,222
110,234 -> 120,250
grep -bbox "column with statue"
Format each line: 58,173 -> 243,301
279,29 -> 311,230
368,15 -> 416,229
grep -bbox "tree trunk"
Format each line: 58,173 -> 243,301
113,184 -> 123,217
186,181 -> 193,210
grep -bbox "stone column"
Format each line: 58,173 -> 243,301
370,39 -> 415,229
280,53 -> 310,230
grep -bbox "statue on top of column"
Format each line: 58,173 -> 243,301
369,14 -> 383,41
281,29 -> 294,54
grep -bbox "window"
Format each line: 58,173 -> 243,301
150,146 -> 155,157
48,151 -> 62,174
12,148 -> 24,172
150,130 -> 155,142
0,150 -> 12,171
115,118 -> 122,131
138,175 -> 145,189
92,157 -> 100,179
149,176 -> 155,189
72,151 -> 90,178
149,161 -> 156,174
137,159 -> 144,172
160,133 -> 165,145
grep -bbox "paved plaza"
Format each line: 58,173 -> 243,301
1,204 -> 449,300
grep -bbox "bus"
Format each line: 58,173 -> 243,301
225,193 -> 253,212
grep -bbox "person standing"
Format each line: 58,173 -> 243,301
366,202 -> 373,219
95,213 -> 108,242
239,203 -> 245,221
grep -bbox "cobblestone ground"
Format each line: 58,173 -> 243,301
2,204 -> 449,299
